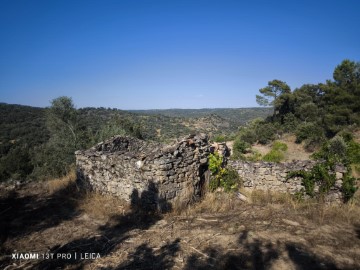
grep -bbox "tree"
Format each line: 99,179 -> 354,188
31,96 -> 81,179
46,96 -> 78,147
256,80 -> 291,116
333,59 -> 360,90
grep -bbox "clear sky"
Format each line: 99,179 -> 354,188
0,0 -> 359,109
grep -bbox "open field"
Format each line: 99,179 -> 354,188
1,174 -> 360,270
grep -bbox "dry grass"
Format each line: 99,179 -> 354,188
78,192 -> 129,220
247,189 -> 298,206
46,168 -> 77,194
46,169 -> 128,221
173,191 -> 242,217
246,189 -> 360,226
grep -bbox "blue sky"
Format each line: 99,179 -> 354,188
0,0 -> 359,109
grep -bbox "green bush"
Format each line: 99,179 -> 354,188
262,141 -> 287,162
295,122 -> 324,144
246,150 -> 262,162
208,153 -> 241,192
263,150 -> 284,162
272,141 -> 288,151
208,152 -> 223,175
342,173 -> 358,202
238,128 -> 257,145
233,138 -> 250,155
255,123 -> 276,144
290,138 -> 358,201
221,168 -> 242,192
328,136 -> 347,161
347,139 -> 360,164
286,162 -> 336,197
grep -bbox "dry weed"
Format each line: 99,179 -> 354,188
174,191 -> 242,216
46,169 -> 77,194
78,192 -> 129,220
248,189 -> 298,208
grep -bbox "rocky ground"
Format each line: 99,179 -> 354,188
0,179 -> 360,270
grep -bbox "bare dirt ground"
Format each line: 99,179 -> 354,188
1,178 -> 360,270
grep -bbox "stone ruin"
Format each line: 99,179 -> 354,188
76,134 -> 346,207
76,134 -> 210,211
228,160 -> 345,202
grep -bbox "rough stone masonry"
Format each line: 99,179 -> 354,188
228,160 -> 345,202
75,134 -> 210,211
76,134 -> 346,207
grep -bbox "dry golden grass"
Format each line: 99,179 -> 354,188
247,189 -> 297,206
173,191 -> 242,217
183,188 -> 360,227
247,189 -> 360,226
78,192 -> 129,220
46,169 -> 128,221
46,168 -> 77,194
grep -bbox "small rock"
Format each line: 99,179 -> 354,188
236,192 -> 248,202
282,219 -> 300,226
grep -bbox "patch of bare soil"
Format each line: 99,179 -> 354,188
1,181 -> 360,270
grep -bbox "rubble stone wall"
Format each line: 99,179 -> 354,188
75,134 -> 210,210
228,160 -> 346,202
76,135 -> 346,206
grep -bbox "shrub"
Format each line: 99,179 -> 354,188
289,138 -> 358,201
238,128 -> 257,145
295,122 -> 325,144
342,173 -> 358,202
328,136 -> 347,161
246,150 -> 262,162
263,150 -> 284,162
208,153 -> 241,192
213,135 -> 225,142
255,123 -> 276,144
347,139 -> 360,164
272,141 -> 288,151
262,141 -> 287,162
286,162 -> 336,197
208,152 -> 223,175
221,168 -> 242,192
233,138 -> 250,155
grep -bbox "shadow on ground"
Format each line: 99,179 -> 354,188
111,229 -> 345,270
33,181 -> 171,269
0,182 -> 82,244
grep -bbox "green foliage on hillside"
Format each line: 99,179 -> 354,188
0,103 -> 49,180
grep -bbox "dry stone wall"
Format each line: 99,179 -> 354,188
76,135 -> 347,207
76,134 -> 210,211
228,160 -> 346,202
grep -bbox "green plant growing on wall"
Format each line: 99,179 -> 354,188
208,152 -> 241,192
287,136 -> 358,202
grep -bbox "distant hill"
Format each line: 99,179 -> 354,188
130,107 -> 272,126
